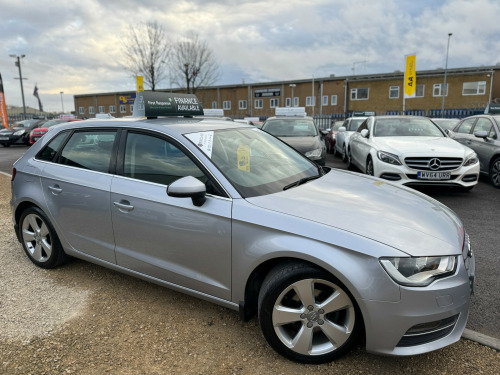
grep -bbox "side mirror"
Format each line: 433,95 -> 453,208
338,127 -> 346,132
167,176 -> 207,207
474,130 -> 488,139
360,129 -> 369,138
320,130 -> 329,137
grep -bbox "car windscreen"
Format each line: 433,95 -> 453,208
373,118 -> 445,137
262,118 -> 318,137
348,119 -> 365,131
185,127 -> 319,198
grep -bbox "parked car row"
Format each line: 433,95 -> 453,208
333,114 -> 499,189
1,118 -> 83,147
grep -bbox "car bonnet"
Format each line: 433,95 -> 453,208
245,170 -> 464,257
372,136 -> 470,156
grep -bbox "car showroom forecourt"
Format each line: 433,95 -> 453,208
10,91 -> 475,364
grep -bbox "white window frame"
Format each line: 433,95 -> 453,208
79,107 -> 85,115
322,95 -> 328,106
285,97 -> 291,107
433,83 -> 448,97
130,104 -> 134,112
98,106 -> 105,114
462,81 -> 486,96
120,104 -> 126,113
109,105 -> 116,114
293,97 -> 299,107
415,84 -> 425,98
223,101 -> 231,110
212,101 -> 218,109
255,99 -> 263,109
306,96 -> 316,107
331,95 -> 337,106
270,98 -> 279,108
239,100 -> 247,110
89,106 -> 95,114
350,88 -> 369,100
389,86 -> 400,99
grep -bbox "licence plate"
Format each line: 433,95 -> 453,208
0,137 -> 9,141
417,171 -> 451,180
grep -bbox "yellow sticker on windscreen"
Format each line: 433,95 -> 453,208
237,144 -> 250,172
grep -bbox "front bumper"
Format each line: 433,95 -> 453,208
361,248 -> 475,356
374,159 -> 480,188
0,133 -> 25,145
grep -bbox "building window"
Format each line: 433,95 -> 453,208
293,97 -> 299,107
462,81 -> 486,96
270,98 -> 279,108
322,96 -> 328,106
331,95 -> 337,105
433,83 -> 448,97
415,84 -> 425,97
120,104 -> 126,113
79,107 -> 85,115
239,100 -> 247,110
130,104 -> 134,112
109,105 -> 116,113
306,96 -> 316,107
212,101 -> 218,109
286,97 -> 291,107
351,88 -> 369,100
89,106 -> 95,114
98,106 -> 105,113
223,101 -> 231,110
389,86 -> 400,99
255,99 -> 263,109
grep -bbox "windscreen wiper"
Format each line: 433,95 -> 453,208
283,175 -> 321,190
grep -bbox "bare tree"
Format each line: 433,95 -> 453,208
170,32 -> 220,94
122,21 -> 170,91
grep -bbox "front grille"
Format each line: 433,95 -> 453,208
396,314 -> 459,347
406,174 -> 459,180
404,157 -> 463,171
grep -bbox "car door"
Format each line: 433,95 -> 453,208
40,129 -> 118,263
470,118 -> 499,173
350,120 -> 370,170
452,117 -> 477,147
110,130 -> 232,301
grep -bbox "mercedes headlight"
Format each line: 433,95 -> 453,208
13,129 -> 26,136
305,148 -> 322,158
377,151 -> 401,166
380,256 -> 457,286
463,152 -> 478,167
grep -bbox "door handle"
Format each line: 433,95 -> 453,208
48,185 -> 63,194
113,200 -> 134,212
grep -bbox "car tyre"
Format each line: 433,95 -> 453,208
19,206 -> 69,269
1,143 -> 10,147
490,156 -> 500,188
366,157 -> 374,176
341,145 -> 347,162
346,148 -> 354,170
258,261 -> 360,364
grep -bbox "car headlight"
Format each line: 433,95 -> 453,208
13,129 -> 26,136
463,152 -> 478,167
380,256 -> 457,286
377,151 -> 402,166
305,148 -> 322,158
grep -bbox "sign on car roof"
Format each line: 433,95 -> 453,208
133,91 -> 204,118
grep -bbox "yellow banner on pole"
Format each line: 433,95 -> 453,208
136,76 -> 144,92
404,54 -> 416,99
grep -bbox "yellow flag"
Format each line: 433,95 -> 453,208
404,54 -> 416,99
136,76 -> 144,92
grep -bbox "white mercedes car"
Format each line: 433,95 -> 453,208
348,116 -> 480,190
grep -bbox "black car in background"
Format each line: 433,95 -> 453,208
0,118 -> 46,147
449,114 -> 500,188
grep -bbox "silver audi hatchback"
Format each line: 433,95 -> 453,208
10,92 -> 475,364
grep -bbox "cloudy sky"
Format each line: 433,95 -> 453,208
2,0 -> 500,113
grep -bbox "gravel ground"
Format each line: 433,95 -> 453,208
1,174 -> 499,374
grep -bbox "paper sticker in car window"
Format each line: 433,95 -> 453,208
237,144 -> 250,172
185,131 -> 214,158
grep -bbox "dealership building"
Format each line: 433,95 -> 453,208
74,65 -> 500,121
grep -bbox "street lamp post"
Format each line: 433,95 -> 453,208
289,84 -> 296,107
60,91 -> 65,113
9,54 -> 27,118
441,33 -> 452,116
